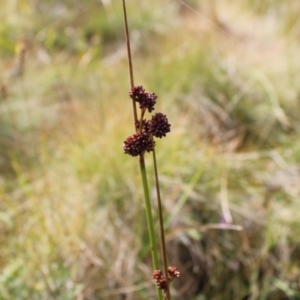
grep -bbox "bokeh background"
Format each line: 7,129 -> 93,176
0,1 -> 300,299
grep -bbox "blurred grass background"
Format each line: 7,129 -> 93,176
0,0 -> 300,299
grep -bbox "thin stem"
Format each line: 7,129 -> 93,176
122,0 -> 138,127
152,146 -> 171,300
139,155 -> 163,300
139,155 -> 159,268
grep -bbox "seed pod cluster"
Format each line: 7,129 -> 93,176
123,86 -> 171,156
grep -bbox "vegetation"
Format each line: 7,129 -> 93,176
0,1 -> 300,299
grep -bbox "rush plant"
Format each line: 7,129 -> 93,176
122,1 -> 179,299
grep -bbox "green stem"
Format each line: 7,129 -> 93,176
152,146 -> 171,300
139,154 -> 163,300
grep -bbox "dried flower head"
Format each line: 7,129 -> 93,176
152,267 -> 180,291
152,270 -> 166,290
149,113 -> 171,138
123,132 -> 154,156
152,270 -> 163,281
167,266 -> 180,280
129,85 -> 157,113
129,85 -> 145,102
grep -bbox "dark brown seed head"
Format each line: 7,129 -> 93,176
129,86 -> 145,102
152,270 -> 163,281
149,113 -> 171,138
167,266 -> 180,280
152,270 -> 166,290
123,132 -> 154,156
129,86 -> 157,113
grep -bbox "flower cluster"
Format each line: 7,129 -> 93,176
149,113 -> 171,138
123,132 -> 155,157
129,85 -> 157,113
152,270 -> 166,290
123,86 -> 171,157
152,266 -> 180,291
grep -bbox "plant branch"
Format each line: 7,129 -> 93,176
122,0 -> 138,127
152,146 -> 171,300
